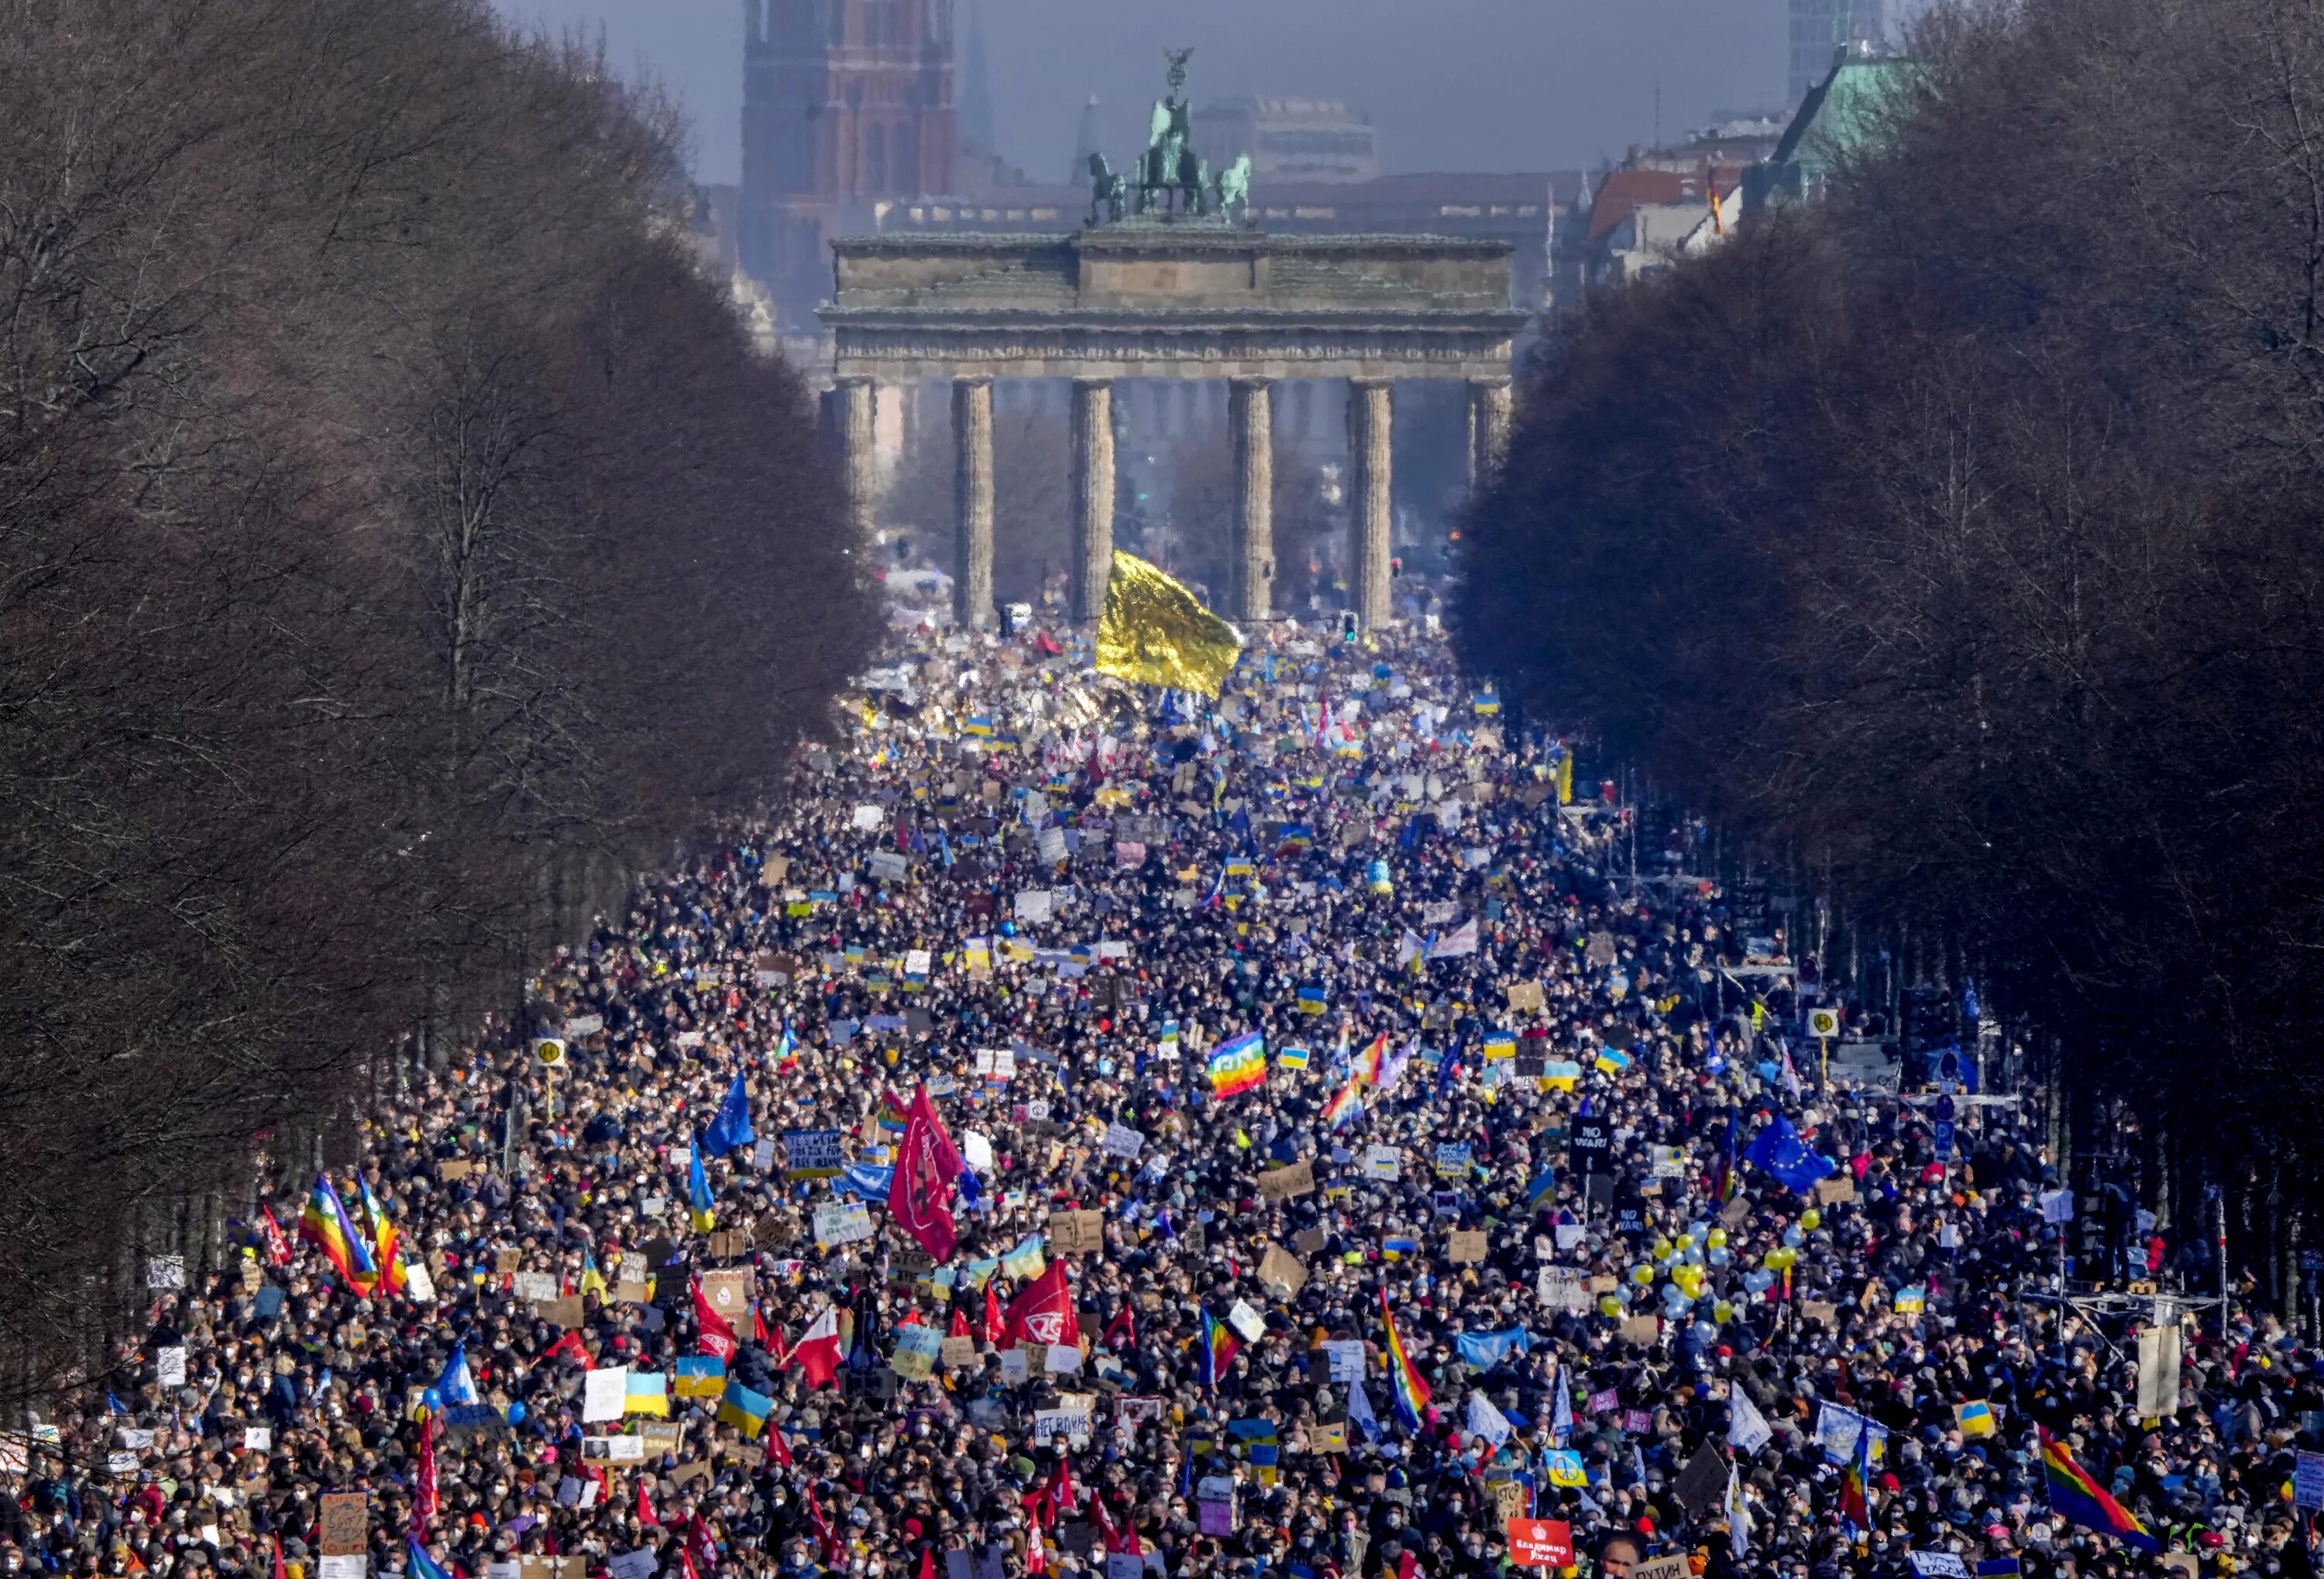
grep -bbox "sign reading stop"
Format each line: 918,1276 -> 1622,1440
1507,1518 -> 1573,1567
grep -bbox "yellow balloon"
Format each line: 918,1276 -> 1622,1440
1707,1228 -> 1728,1249
1631,1264 -> 1655,1285
1768,1246 -> 1797,1271
1714,1300 -> 1735,1324
1599,1294 -> 1624,1317
1800,1208 -> 1822,1231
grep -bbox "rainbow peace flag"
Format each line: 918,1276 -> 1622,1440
1322,1074 -> 1364,1130
297,1174 -> 378,1295
1198,1310 -> 1239,1390
1355,1032 -> 1389,1087
357,1177 -> 409,1297
877,1090 -> 911,1132
2040,1427 -> 2157,1551
1207,1032 -> 1267,1099
1379,1286 -> 1432,1430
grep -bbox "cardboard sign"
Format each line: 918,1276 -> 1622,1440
1448,1230 -> 1488,1264
1257,1245 -> 1308,1299
1257,1159 -> 1314,1201
1506,1519 -> 1573,1567
1814,1175 -> 1858,1206
940,1336 -> 980,1371
1619,1315 -> 1661,1347
1294,1226 -> 1328,1257
1507,981 -> 1546,1013
533,1295 -> 585,1330
1631,1558 -> 1690,1579
699,1269 -> 751,1321
1048,1209 -> 1105,1254
318,1493 -> 367,1555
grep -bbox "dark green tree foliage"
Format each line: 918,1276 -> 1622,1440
0,0 -> 871,1398
1456,0 -> 2324,1185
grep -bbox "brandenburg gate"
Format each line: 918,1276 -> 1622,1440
818,57 -> 1527,631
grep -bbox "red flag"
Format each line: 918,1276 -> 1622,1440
888,1083 -> 964,1262
638,1478 -> 658,1527
917,1552 -> 935,1579
1102,1304 -> 1136,1351
804,1485 -> 844,1565
981,1282 -> 1003,1343
949,1309 -> 972,1339
258,1208 -> 292,1267
272,1539 -> 286,1579
545,1329 -> 590,1365
787,1306 -> 844,1391
691,1278 -> 737,1362
686,1515 -> 717,1573
1003,1261 -> 1079,1349
411,1418 -> 438,1536
751,1302 -> 770,1347
766,1420 -> 793,1469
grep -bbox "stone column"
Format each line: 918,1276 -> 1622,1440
837,376 -> 877,541
953,377 -> 995,630
1466,377 -> 1513,490
1348,378 -> 1394,628
1229,377 -> 1274,622
1070,378 -> 1116,623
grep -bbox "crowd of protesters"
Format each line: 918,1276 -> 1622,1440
4,617 -> 2319,1579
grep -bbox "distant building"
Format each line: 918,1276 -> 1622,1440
874,170 -> 1576,318
1195,97 -> 1380,184
739,0 -> 959,336
1069,95 -> 1102,185
1789,0 -> 1886,105
1746,46 -> 1917,213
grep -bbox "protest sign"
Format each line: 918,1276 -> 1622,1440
1048,1209 -> 1105,1254
1257,1159 -> 1314,1201
1448,1230 -> 1487,1264
318,1494 -> 367,1555
1257,1244 -> 1308,1299
813,1202 -> 874,1248
1506,1519 -> 1573,1567
890,1326 -> 944,1381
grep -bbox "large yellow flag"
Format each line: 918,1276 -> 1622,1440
1095,551 -> 1243,697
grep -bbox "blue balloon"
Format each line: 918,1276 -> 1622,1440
1783,1224 -> 1806,1248
1707,1246 -> 1732,1268
421,1386 -> 443,1412
505,1401 -> 527,1426
1744,1271 -> 1775,1294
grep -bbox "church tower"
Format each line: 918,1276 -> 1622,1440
740,0 -> 958,333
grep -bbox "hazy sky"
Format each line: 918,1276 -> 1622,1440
493,0 -> 1791,187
